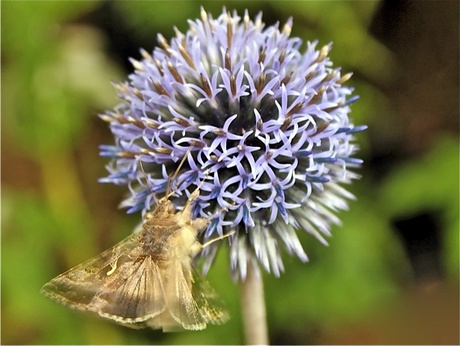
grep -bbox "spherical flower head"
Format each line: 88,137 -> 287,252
100,8 -> 366,280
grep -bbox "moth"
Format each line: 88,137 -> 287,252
41,187 -> 231,331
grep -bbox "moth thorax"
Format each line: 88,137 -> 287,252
143,238 -> 171,269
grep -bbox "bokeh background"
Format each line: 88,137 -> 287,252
2,1 -> 458,344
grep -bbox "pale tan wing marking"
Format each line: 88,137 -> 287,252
97,256 -> 167,324
40,233 -> 142,311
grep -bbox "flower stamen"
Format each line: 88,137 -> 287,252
178,44 -> 196,70
167,61 -> 184,84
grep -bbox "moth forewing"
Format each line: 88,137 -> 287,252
40,232 -> 143,312
96,256 -> 167,323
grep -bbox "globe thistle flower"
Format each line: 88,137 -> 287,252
99,8 -> 366,280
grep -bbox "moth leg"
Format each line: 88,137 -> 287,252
201,231 -> 235,249
190,233 -> 234,257
178,190 -> 200,223
181,168 -> 211,213
189,217 -> 209,230
192,230 -> 236,256
202,199 -> 235,224
190,241 -> 203,257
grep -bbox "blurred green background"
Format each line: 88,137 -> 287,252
2,1 -> 458,344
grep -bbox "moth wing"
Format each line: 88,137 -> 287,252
40,233 -> 143,311
164,260 -> 207,331
158,261 -> 228,331
190,267 -> 229,326
97,256 -> 167,325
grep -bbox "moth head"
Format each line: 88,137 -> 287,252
151,197 -> 175,217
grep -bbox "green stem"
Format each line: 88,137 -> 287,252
240,264 -> 269,345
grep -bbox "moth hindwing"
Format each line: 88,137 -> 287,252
41,188 -> 229,331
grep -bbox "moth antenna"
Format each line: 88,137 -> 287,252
139,158 -> 147,179
138,158 -> 154,194
137,158 -> 164,213
197,169 -> 210,189
138,155 -> 174,204
165,144 -> 196,199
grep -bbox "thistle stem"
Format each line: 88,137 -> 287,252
240,265 -> 269,345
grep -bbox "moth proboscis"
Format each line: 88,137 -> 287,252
41,185 -> 232,332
